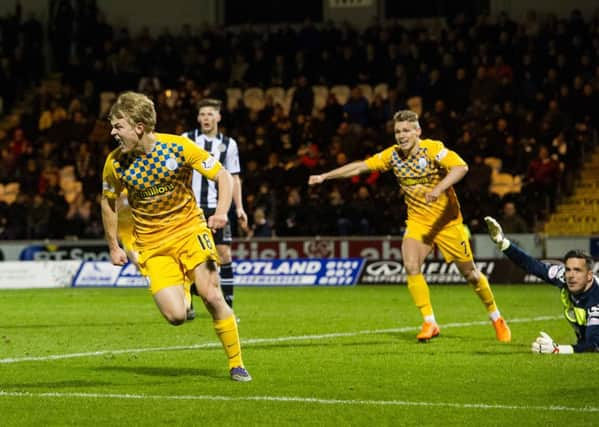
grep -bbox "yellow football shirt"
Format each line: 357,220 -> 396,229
364,139 -> 466,228
102,132 -> 222,249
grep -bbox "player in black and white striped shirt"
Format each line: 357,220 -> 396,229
183,99 -> 248,308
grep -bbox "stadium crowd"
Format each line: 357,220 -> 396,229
0,2 -> 598,240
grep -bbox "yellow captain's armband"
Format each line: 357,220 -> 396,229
561,288 -> 587,325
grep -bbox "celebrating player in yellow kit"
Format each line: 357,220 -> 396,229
101,91 -> 251,381
309,110 -> 511,342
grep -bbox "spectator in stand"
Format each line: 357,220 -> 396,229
343,86 -> 370,127
368,93 -> 392,129
422,68 -> 446,109
462,154 -> 492,195
290,75 -> 314,117
470,66 -> 499,106
324,187 -> 352,235
270,54 -> 290,87
525,145 -> 560,210
0,145 -> 18,182
276,187 -> 308,236
26,194 -> 51,238
229,52 -> 249,87
447,68 -> 470,114
500,135 -> 526,175
348,185 -> 377,235
499,201 -> 529,233
49,0 -> 74,71
248,207 -> 273,238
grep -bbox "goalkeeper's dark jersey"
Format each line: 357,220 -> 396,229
503,243 -> 599,353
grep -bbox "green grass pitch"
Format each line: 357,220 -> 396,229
0,285 -> 596,426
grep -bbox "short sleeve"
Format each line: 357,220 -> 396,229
181,137 -> 223,179
424,140 -> 467,169
102,151 -> 123,200
364,146 -> 396,172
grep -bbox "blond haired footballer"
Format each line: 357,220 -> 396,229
101,91 -> 251,381
309,110 -> 511,342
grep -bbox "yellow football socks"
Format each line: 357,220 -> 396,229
407,273 -> 434,318
471,273 -> 498,313
213,314 -> 243,369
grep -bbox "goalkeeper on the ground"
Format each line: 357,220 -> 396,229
485,216 -> 599,354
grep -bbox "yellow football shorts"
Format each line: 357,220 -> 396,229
404,220 -> 473,263
137,227 -> 219,295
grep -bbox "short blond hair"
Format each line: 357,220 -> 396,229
109,91 -> 156,132
393,110 -> 420,128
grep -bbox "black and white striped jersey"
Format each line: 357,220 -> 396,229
182,129 -> 241,209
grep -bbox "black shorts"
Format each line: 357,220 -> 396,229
202,207 -> 232,245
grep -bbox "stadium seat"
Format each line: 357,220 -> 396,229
484,156 -> 502,173
312,85 -> 329,112
357,84 -> 373,103
265,87 -> 286,108
373,83 -> 389,99
283,87 -> 296,115
512,175 -> 522,193
489,171 -> 516,197
226,88 -> 243,111
243,87 -> 265,112
3,182 -> 20,205
330,85 -> 350,105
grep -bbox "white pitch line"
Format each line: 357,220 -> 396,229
0,315 -> 560,364
0,390 -> 596,413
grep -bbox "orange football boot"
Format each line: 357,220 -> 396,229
493,316 -> 511,342
416,321 -> 440,342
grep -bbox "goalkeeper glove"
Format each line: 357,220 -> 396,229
531,331 -> 574,354
484,216 -> 510,251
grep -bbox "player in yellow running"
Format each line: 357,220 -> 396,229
101,91 -> 251,381
309,110 -> 511,343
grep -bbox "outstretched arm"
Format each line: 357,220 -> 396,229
308,161 -> 370,185
485,216 -> 563,288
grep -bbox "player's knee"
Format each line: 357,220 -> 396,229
217,245 -> 232,264
463,268 -> 479,284
403,260 -> 421,275
202,289 -> 225,310
163,309 -> 187,326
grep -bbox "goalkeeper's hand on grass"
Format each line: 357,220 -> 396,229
484,216 -> 510,251
531,331 -> 574,354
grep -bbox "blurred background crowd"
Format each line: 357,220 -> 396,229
0,1 -> 597,240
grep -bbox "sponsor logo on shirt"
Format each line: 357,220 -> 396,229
135,183 -> 175,199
